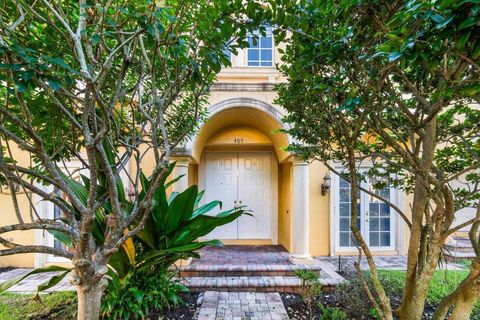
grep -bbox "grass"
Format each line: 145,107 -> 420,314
377,269 -> 470,304
457,259 -> 472,268
377,269 -> 479,318
0,291 -> 77,320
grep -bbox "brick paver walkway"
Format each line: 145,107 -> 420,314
192,245 -> 291,266
0,249 -> 465,293
198,291 -> 289,320
317,255 -> 465,271
0,268 -> 74,292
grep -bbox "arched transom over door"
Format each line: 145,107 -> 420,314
205,152 -> 272,240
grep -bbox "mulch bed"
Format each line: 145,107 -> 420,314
281,293 -> 351,320
281,292 -> 443,320
148,292 -> 201,320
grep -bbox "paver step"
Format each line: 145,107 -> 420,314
178,263 -> 323,277
180,275 -> 341,293
444,250 -> 476,261
198,291 -> 289,320
444,242 -> 475,253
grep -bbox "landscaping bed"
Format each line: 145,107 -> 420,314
0,291 -> 201,320
148,292 -> 201,320
281,269 -> 479,320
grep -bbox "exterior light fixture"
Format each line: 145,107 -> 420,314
321,173 -> 331,196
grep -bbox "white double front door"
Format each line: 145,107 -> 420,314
205,152 -> 272,240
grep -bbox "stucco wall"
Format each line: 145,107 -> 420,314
0,144 -> 35,268
308,161 -> 331,256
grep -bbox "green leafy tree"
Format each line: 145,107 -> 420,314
0,1 -> 265,319
267,1 -> 480,319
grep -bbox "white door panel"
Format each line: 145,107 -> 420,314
238,153 -> 271,239
204,152 -> 272,240
205,153 -> 238,240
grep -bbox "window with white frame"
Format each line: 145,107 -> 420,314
338,177 -> 361,247
247,27 -> 273,67
335,175 -> 395,250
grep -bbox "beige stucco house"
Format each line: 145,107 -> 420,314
1,27 -> 416,268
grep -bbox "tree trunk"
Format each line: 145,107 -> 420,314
433,259 -> 480,320
76,277 -> 107,320
397,117 -> 439,320
397,254 -> 440,320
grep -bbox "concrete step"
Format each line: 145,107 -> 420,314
178,263 -> 323,277
180,275 -> 341,293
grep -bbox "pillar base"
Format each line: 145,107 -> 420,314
289,254 -> 315,265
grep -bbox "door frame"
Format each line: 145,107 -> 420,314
330,167 -> 400,255
34,158 -> 88,266
199,150 -> 278,244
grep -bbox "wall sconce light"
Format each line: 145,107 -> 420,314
321,173 -> 331,196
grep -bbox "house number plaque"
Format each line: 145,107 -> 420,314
233,138 -> 244,144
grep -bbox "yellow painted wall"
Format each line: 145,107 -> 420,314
0,144 -> 35,267
189,163 -> 198,186
309,161 -> 331,256
205,126 -> 272,147
193,107 -> 289,162
278,163 -> 292,251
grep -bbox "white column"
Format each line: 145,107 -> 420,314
172,157 -> 190,192
289,157 -> 314,265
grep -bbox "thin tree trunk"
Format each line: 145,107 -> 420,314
346,151 -> 393,320
76,276 -> 107,320
398,117 -> 439,320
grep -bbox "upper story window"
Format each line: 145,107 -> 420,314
247,27 -> 273,67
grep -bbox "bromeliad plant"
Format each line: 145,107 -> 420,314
101,166 -> 248,319
0,162 -> 247,320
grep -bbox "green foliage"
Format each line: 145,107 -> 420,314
98,164 -> 247,319
0,161 -> 247,297
318,304 -> 349,320
0,0 -> 266,162
100,269 -> 187,320
96,164 -> 246,319
0,292 -> 77,320
267,0 -> 480,201
376,269 -> 473,306
331,269 -> 479,319
295,270 -> 323,320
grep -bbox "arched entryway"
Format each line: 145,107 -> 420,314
171,98 -> 314,264
196,100 -> 289,245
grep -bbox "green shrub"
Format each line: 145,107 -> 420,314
332,269 -> 479,319
1,162 -> 248,319
101,269 -> 186,320
330,273 -> 374,318
318,304 -> 348,320
295,270 -> 323,320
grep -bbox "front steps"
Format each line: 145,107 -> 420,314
179,263 -> 322,277
444,237 -> 476,262
178,262 -> 344,293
